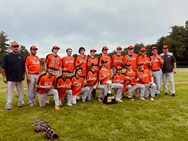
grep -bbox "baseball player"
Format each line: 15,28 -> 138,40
137,47 -> 151,69
61,48 -> 75,77
124,45 -> 138,71
111,46 -> 124,75
25,45 -> 41,106
55,68 -> 72,106
75,47 -> 88,77
150,45 -> 164,96
36,67 -> 60,110
125,62 -> 145,101
99,46 -> 112,70
87,49 -> 99,71
137,62 -> 156,101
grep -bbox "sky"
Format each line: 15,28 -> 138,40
0,0 -> 188,58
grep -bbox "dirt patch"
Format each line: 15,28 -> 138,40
177,68 -> 188,72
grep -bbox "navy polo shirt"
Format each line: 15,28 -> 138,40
160,52 -> 176,73
1,52 -> 25,81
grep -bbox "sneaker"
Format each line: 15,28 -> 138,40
46,100 -> 50,104
59,100 -> 62,106
172,93 -> 175,96
150,98 -> 154,101
76,96 -> 80,100
155,94 -> 159,96
165,93 -> 168,95
55,106 -> 60,110
18,104 -> 24,107
67,103 -> 72,106
29,103 -> 34,107
140,97 -> 146,101
131,99 -> 135,101
98,98 -> 102,102
6,108 -> 12,111
116,98 -> 123,103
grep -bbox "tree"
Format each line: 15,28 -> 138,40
0,31 -> 9,63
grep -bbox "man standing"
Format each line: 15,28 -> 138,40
25,46 -> 41,106
61,48 -> 75,77
36,67 -> 60,110
99,46 -> 112,70
124,45 -> 138,71
111,46 -> 124,75
137,47 -> 151,69
160,45 -> 176,96
75,47 -> 88,77
1,42 -> 25,110
45,46 -> 62,76
87,49 -> 99,71
150,45 -> 163,96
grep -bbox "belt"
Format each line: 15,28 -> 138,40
29,73 -> 39,74
152,69 -> 160,72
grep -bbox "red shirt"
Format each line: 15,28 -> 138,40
99,55 -> 111,69
61,56 -> 75,73
150,55 -> 163,71
86,70 -> 98,86
37,73 -> 56,94
111,54 -> 124,67
99,68 -> 111,84
113,74 -> 127,92
71,76 -> 84,96
75,55 -> 88,77
125,71 -> 137,85
25,55 -> 41,74
137,69 -> 152,84
137,55 -> 150,69
124,53 -> 138,71
45,54 -> 62,70
55,76 -> 71,100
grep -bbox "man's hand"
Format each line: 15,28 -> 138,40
173,69 -> 176,74
27,75 -> 31,82
3,77 -> 7,83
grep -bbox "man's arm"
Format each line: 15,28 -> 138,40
1,68 -> 7,83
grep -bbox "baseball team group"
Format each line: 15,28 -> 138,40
1,42 -> 176,111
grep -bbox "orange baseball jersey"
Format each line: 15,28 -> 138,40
61,56 -> 75,73
25,55 -> 41,74
125,71 -> 137,85
137,55 -> 150,69
150,55 -> 163,71
124,53 -> 138,71
75,55 -> 88,77
86,70 -> 98,86
71,76 -> 84,96
111,54 -> 124,67
55,76 -> 71,100
99,55 -> 112,69
45,54 -> 62,70
137,69 -> 152,83
87,57 -> 99,70
37,73 -> 56,94
99,68 -> 111,84
113,74 -> 127,92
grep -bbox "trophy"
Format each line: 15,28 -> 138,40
103,80 -> 117,104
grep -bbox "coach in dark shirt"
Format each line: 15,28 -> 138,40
160,45 -> 176,96
1,42 -> 25,110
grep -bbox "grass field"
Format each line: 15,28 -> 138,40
0,69 -> 188,141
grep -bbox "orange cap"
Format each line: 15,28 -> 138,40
53,46 -> 60,49
12,42 -> 19,47
163,45 -> 169,49
116,46 -> 122,50
116,66 -> 122,70
102,46 -> 109,50
137,61 -> 144,66
30,46 -> 38,50
126,62 -> 132,66
90,49 -> 97,52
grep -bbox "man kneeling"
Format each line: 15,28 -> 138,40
36,67 -> 60,110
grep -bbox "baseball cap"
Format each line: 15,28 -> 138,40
90,49 -> 97,52
102,46 -> 109,50
12,42 -> 19,47
62,68 -> 69,72
53,46 -> 60,49
116,46 -> 122,50
137,61 -> 144,66
128,45 -> 134,50
126,62 -> 132,66
140,47 -> 146,52
116,66 -> 122,70
30,46 -> 38,50
163,45 -> 169,49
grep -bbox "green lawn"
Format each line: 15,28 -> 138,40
0,69 -> 188,141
